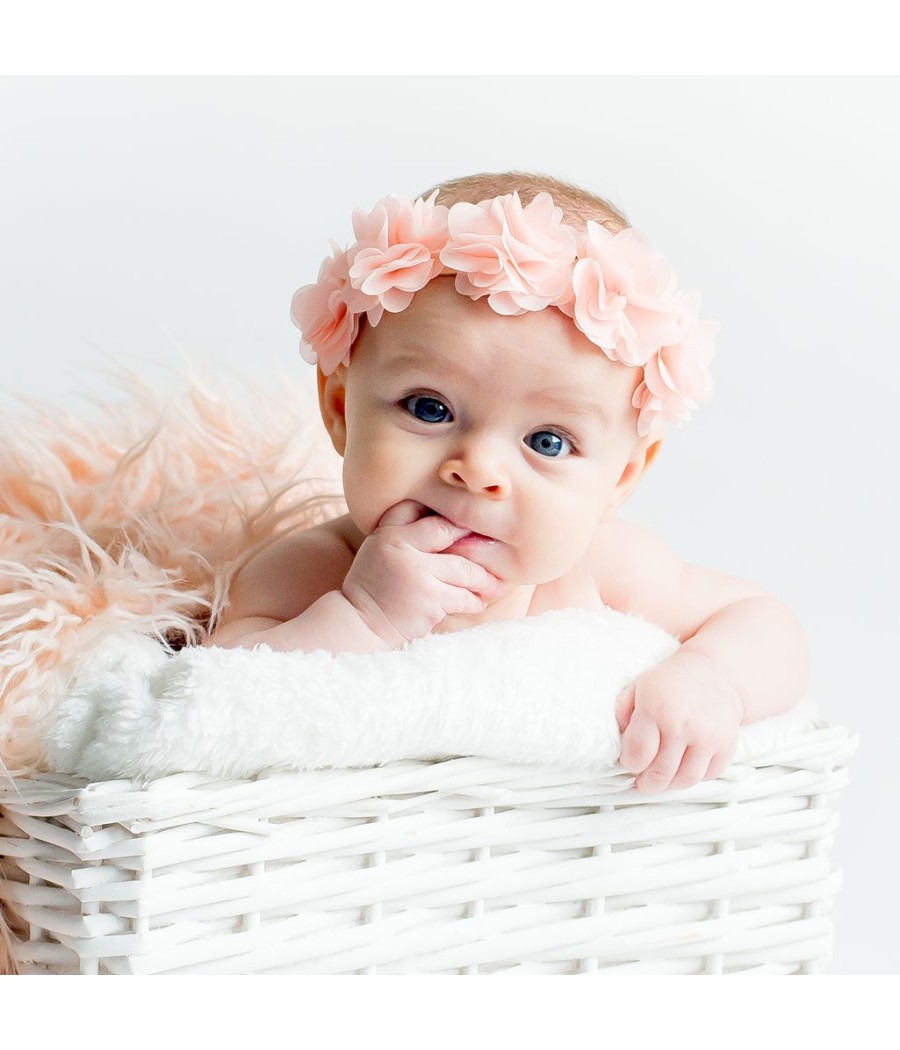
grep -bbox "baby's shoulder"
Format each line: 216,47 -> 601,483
586,518 -> 684,614
225,514 -> 359,625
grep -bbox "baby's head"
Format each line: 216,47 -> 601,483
291,172 -> 717,580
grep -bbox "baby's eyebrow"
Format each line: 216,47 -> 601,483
378,349 -> 443,378
378,351 -> 489,393
536,392 -> 612,427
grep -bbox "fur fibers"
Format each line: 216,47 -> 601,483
0,367 -> 343,777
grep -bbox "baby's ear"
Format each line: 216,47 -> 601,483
317,364 -> 349,456
601,437 -> 663,521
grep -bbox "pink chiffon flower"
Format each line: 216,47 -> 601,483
564,223 -> 684,366
345,193 -> 450,320
290,245 -> 358,375
632,308 -> 718,436
440,192 -> 577,314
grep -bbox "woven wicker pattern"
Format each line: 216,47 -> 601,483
0,725 -> 854,975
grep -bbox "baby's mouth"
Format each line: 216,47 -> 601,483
445,524 -> 497,551
422,506 -> 494,545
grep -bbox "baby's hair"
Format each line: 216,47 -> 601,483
422,170 -> 630,235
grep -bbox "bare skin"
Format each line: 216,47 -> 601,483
210,280 -> 809,793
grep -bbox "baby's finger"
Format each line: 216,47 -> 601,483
617,712 -> 660,775
412,516 -> 472,553
429,553 -> 504,601
437,581 -> 492,617
703,752 -> 732,783
615,684 -> 636,735
376,501 -> 431,530
376,502 -> 475,553
668,746 -> 712,791
635,739 -> 685,794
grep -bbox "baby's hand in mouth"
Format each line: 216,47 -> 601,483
394,501 -> 492,542
342,500 -> 503,644
380,500 -> 465,536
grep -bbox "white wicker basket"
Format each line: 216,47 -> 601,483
0,724 -> 854,975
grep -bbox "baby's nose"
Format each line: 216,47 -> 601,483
438,446 -> 510,499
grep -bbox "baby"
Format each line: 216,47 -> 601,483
210,171 -> 809,793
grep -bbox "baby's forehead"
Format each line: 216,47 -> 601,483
357,294 -> 641,426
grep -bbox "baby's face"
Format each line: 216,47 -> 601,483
324,278 -> 651,587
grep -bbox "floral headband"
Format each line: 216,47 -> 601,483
290,191 -> 718,436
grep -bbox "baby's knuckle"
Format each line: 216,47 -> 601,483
461,558 -> 489,587
636,774 -> 668,795
466,559 -> 487,582
682,727 -> 711,750
619,732 -> 648,762
618,753 -> 643,775
433,519 -> 458,544
641,766 -> 671,788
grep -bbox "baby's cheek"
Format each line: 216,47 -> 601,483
529,499 -> 601,578
343,475 -> 390,536
342,441 -> 411,535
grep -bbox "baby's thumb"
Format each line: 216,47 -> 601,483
377,502 -> 469,553
376,501 -> 429,529
615,683 -> 636,735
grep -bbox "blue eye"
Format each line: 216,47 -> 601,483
403,395 -> 453,424
527,430 -> 572,458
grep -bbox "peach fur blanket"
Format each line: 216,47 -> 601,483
0,368 -> 345,777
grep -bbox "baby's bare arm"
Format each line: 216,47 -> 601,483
207,523 -> 384,653
591,519 -> 809,792
211,591 -> 395,653
592,519 -> 809,721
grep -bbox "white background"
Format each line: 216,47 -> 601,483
2,76 -> 897,974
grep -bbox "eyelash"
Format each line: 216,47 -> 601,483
400,395 -> 577,459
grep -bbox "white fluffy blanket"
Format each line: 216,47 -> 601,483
46,607 -> 817,782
